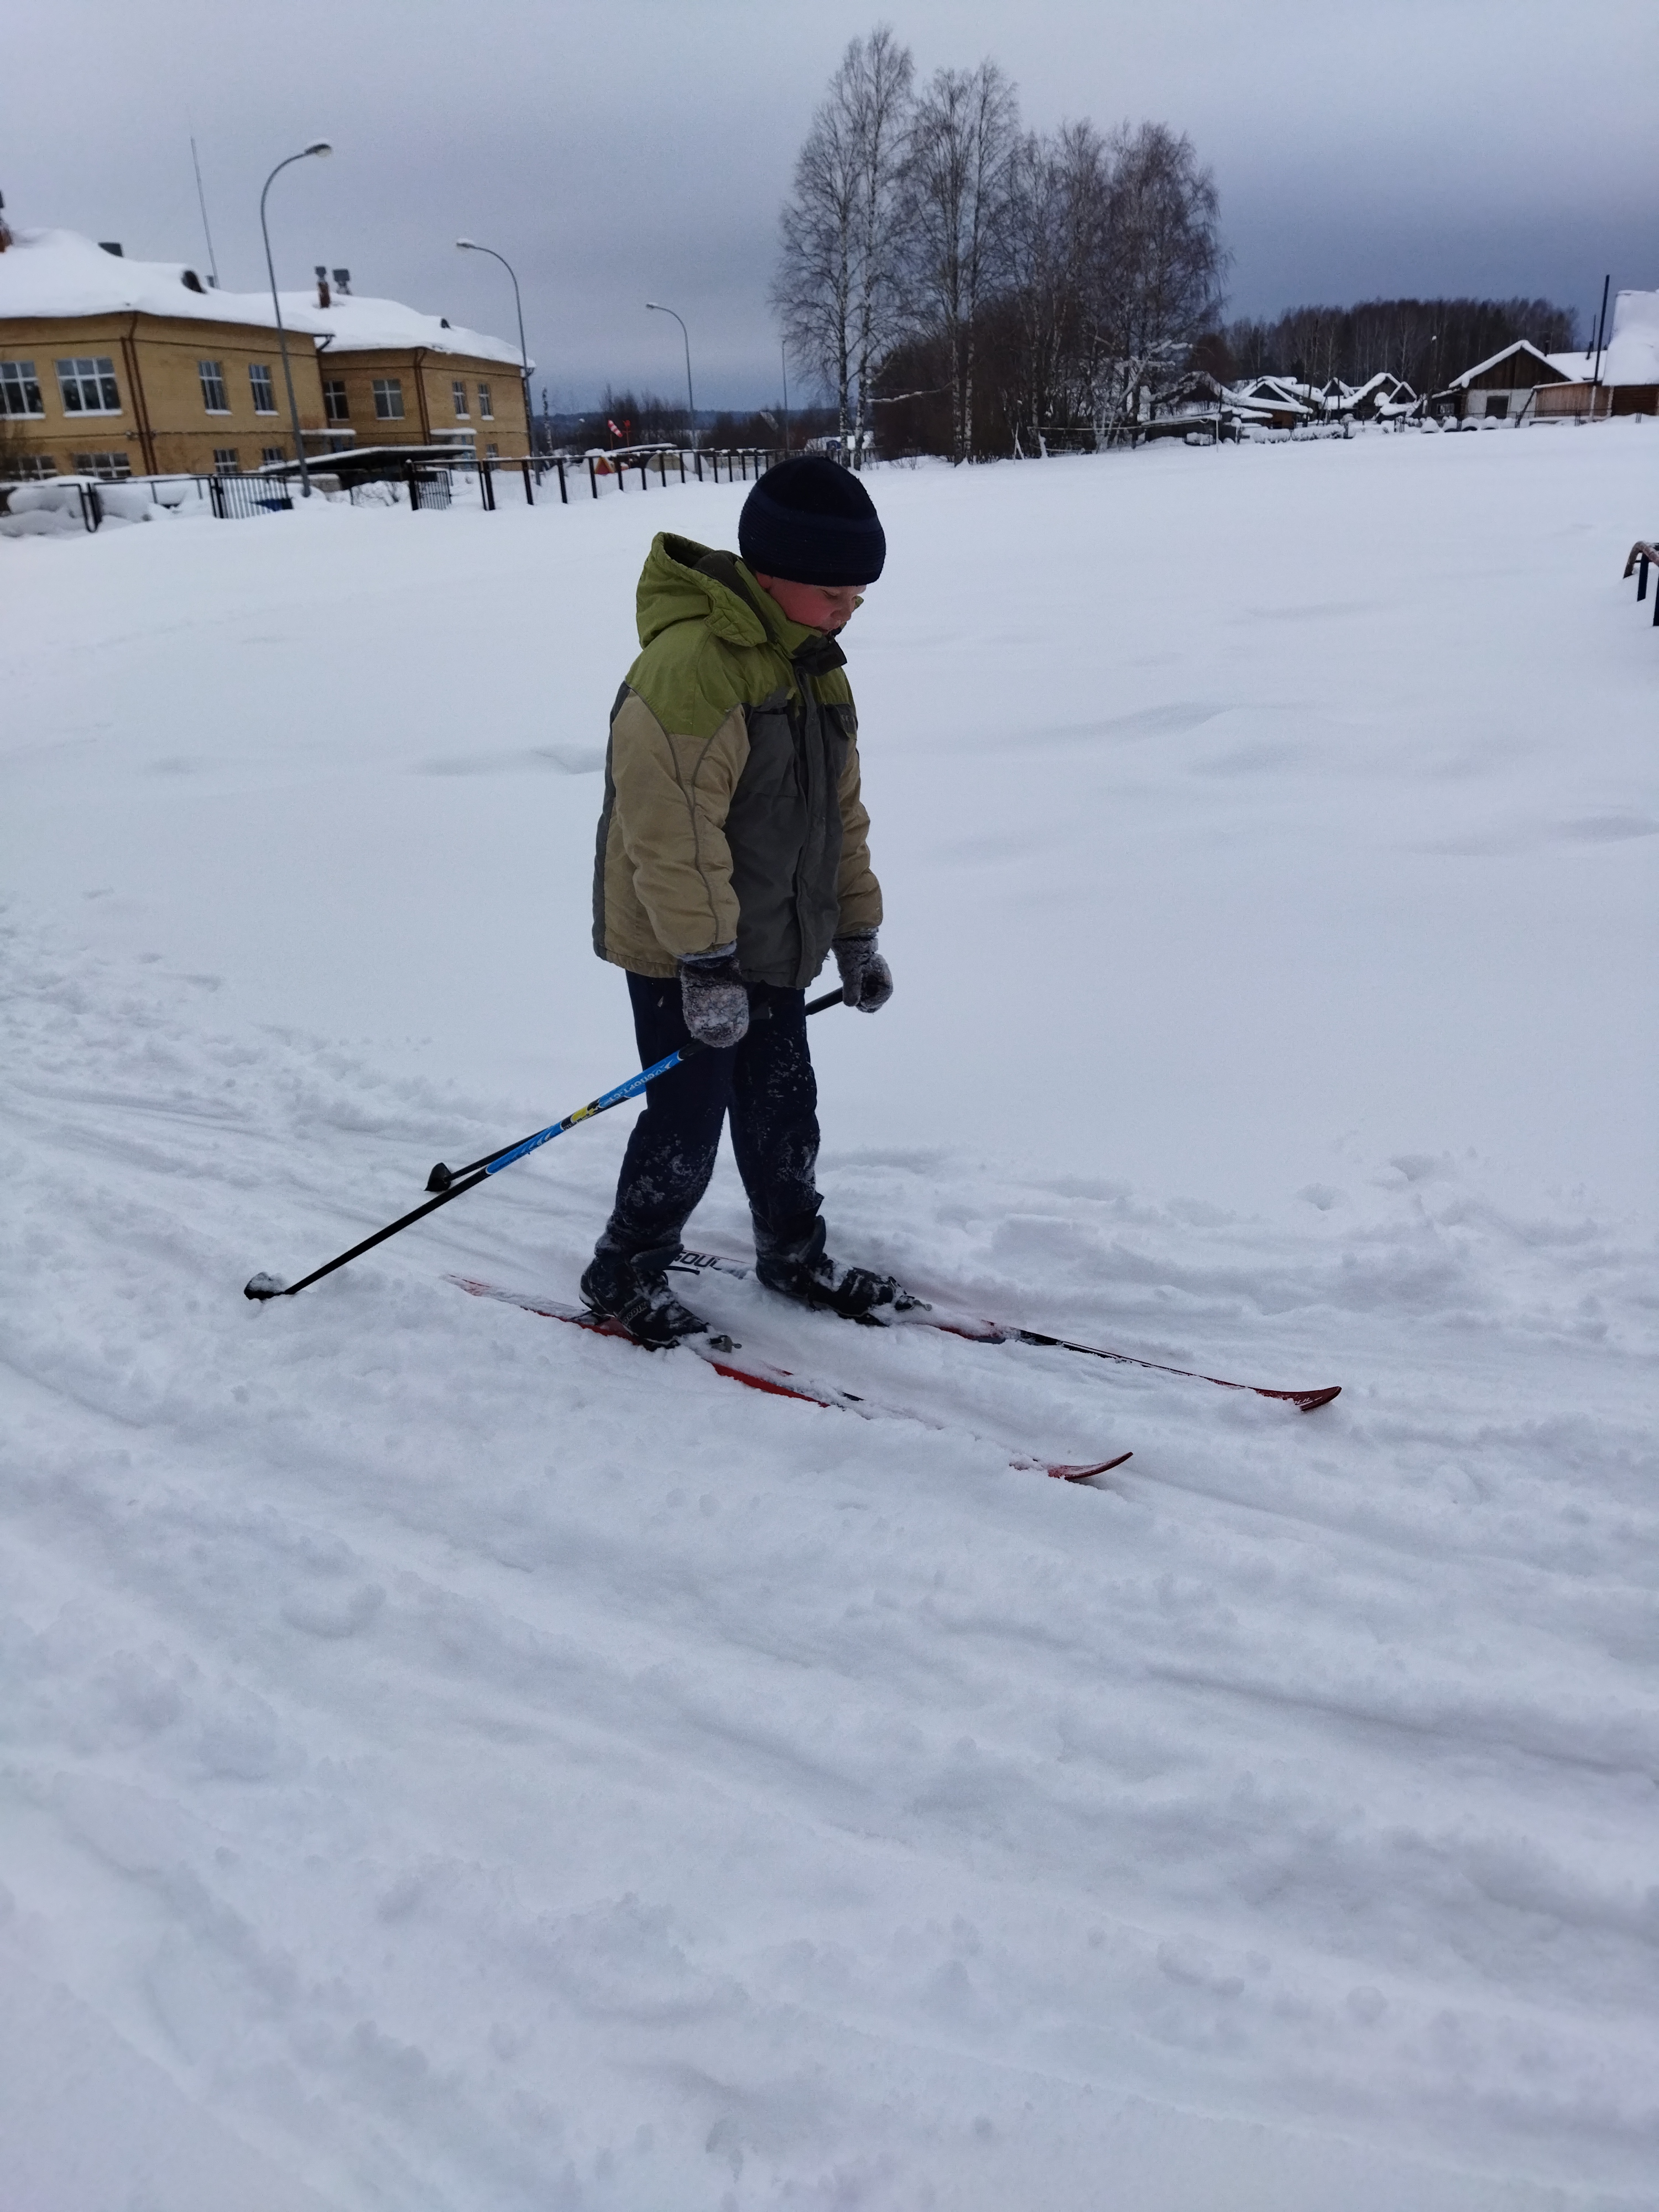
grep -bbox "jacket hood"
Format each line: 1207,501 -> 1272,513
637,532 -> 823,658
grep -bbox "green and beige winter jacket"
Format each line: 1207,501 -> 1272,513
591,532 -> 882,988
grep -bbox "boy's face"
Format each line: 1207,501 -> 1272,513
752,573 -> 864,634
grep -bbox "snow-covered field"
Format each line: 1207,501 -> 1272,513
2,426 -> 1655,2212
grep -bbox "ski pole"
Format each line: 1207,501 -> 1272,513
425,987 -> 846,1189
244,987 -> 847,1303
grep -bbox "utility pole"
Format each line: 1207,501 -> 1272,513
1591,273 -> 1611,411
190,136 -> 220,286
457,241 -> 533,457
260,142 -> 332,497
646,302 -> 696,448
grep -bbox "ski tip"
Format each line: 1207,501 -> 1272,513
244,1272 -> 286,1301
1292,1386 -> 1342,1412
426,1161 -> 454,1193
1021,1451 -> 1133,1482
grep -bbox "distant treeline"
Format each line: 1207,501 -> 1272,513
545,388 -> 841,454
1214,298 -> 1579,395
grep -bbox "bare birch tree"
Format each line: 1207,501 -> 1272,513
845,27 -> 914,468
902,59 -> 1019,462
1087,123 -> 1226,446
1001,121 -> 1110,454
773,27 -> 915,463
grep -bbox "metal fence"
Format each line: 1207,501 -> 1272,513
208,472 -> 294,519
408,469 -> 451,512
4,445 -> 795,531
565,447 -> 781,502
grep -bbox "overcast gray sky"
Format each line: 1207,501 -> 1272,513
6,1 -> 1654,409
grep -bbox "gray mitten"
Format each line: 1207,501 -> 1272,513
679,945 -> 750,1048
832,929 -> 893,1013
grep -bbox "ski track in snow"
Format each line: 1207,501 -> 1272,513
2,430 -> 1657,2211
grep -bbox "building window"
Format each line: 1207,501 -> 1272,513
478,380 -> 494,420
1,359 -> 45,416
260,446 -> 286,466
198,360 -> 229,413
249,363 -> 276,413
323,379 -> 350,422
452,378 -> 469,417
372,378 -> 405,420
56,356 -> 122,414
212,448 -> 241,473
486,442 -> 499,458
11,453 -> 58,479
71,451 -> 133,479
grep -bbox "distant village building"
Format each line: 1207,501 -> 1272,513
0,226 -> 529,480
293,267 -> 529,462
1226,375 -> 1315,430
1431,339 -> 1567,422
1334,372 -> 1416,421
1535,290 -> 1659,421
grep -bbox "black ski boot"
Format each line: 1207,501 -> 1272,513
756,1224 -> 922,1323
580,1244 -> 711,1349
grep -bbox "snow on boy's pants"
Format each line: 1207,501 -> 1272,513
598,971 -> 824,1270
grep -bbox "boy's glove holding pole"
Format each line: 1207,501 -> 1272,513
677,945 -> 751,1048
831,929 -> 893,1012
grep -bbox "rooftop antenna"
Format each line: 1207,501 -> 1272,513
1590,272 -> 1610,392
190,133 -> 220,287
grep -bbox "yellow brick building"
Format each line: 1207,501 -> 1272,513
0,226 -> 529,479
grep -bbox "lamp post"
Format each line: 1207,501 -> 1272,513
457,239 -> 532,454
259,142 -> 331,498
646,301 -> 696,448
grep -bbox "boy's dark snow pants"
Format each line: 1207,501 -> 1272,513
597,971 -> 823,1270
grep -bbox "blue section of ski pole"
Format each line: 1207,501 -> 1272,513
481,1047 -> 687,1177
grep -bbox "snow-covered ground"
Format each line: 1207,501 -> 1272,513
2,426 -> 1655,2212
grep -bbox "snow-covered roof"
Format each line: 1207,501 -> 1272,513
275,290 -> 526,368
1444,338 -> 1564,390
0,226 -> 280,327
1228,377 -> 1312,415
0,226 -> 525,368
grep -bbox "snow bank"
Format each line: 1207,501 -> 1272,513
1,426 -> 1656,2211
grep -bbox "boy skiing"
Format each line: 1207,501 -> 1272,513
582,456 -> 900,1348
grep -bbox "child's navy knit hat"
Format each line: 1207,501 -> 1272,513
738,456 -> 886,586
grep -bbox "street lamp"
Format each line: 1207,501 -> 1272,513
259,142 -> 331,498
646,301 -> 696,448
457,239 -> 532,455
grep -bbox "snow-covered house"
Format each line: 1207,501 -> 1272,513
1226,375 -> 1314,429
279,268 -> 529,462
1142,371 -> 1234,437
0,225 -> 528,480
1536,290 -> 1659,420
1431,338 -> 1569,423
1334,371 -> 1416,421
